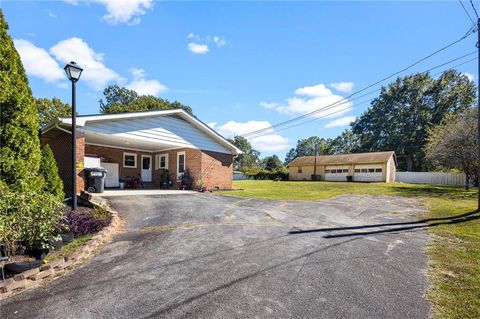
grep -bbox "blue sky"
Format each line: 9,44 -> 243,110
1,0 -> 478,160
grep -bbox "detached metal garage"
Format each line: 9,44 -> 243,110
288,151 -> 396,183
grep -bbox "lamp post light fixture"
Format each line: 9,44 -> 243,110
64,61 -> 83,211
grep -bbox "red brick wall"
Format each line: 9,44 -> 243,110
161,148 -> 233,190
40,128 -> 85,196
43,136 -> 235,191
199,150 -> 233,189
85,145 -> 162,186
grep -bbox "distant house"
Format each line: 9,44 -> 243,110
41,109 -> 242,194
287,151 -> 396,182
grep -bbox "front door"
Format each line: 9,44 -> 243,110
141,155 -> 152,182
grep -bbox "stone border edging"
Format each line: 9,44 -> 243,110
0,201 -> 123,300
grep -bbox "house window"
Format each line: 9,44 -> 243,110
368,168 -> 375,173
156,153 -> 169,170
354,169 -> 360,173
298,167 -> 302,173
123,152 -> 137,168
325,169 -> 331,174
375,168 -> 382,173
177,151 -> 185,180
342,169 -> 349,173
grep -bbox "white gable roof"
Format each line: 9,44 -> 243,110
46,109 -> 241,155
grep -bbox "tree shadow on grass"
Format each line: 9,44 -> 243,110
289,210 -> 480,238
389,185 -> 477,200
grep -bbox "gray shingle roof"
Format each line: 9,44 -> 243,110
288,151 -> 395,167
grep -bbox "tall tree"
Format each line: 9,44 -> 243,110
284,136 -> 333,164
99,85 -> 193,115
284,148 -> 297,165
36,97 -> 72,127
351,71 -> 475,171
228,136 -> 260,171
425,108 -> 478,189
329,129 -> 361,154
261,155 -> 283,171
0,9 -> 43,190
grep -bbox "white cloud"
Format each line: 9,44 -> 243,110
330,82 -> 354,93
125,67 -> 167,96
464,72 -> 474,81
295,83 -> 332,97
13,39 -> 65,83
64,0 -> 154,25
50,37 -> 122,89
324,115 -> 357,128
187,33 -> 199,40
216,120 -> 290,153
213,36 -> 226,47
207,122 -> 217,129
260,101 -> 279,109
271,83 -> 353,119
187,42 -> 209,54
186,33 -> 226,54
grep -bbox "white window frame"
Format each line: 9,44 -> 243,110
155,153 -> 169,170
177,151 -> 186,181
123,152 -> 137,168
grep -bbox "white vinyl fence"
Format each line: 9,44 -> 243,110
396,172 -> 466,186
233,172 -> 253,180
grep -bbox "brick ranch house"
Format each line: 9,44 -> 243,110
288,151 -> 397,182
41,109 -> 242,195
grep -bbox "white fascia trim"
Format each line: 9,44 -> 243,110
176,111 -> 243,155
59,109 -> 242,155
60,109 -> 182,126
86,142 -> 153,153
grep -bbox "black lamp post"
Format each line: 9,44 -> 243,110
64,61 -> 83,211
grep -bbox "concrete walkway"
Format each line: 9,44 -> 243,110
92,189 -> 197,197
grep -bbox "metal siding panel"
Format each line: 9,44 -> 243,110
84,115 -> 230,154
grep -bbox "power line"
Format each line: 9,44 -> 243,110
247,56 -> 478,140
459,0 -> 476,26
241,27 -> 476,138
243,50 -> 477,139
470,0 -> 479,18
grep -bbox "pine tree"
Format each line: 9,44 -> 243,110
0,9 -> 43,191
40,145 -> 64,200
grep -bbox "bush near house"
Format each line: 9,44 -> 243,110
0,10 -> 66,258
40,145 -> 64,201
243,166 -> 289,180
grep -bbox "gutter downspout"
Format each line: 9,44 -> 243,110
54,124 -> 72,135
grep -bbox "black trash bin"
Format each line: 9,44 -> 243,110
84,167 -> 107,193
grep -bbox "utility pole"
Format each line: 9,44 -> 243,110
477,18 -> 480,211
313,144 -> 318,179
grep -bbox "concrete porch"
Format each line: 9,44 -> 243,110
91,189 -> 198,197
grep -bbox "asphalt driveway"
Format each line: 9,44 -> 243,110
0,193 -> 430,319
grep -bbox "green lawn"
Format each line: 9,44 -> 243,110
221,180 -> 480,319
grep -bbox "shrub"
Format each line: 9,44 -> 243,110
180,169 -> 193,189
0,188 -> 63,256
65,208 -> 111,237
40,144 -> 64,200
0,9 -> 43,192
243,166 -> 289,181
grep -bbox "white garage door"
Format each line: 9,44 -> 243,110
325,165 -> 350,181
100,163 -> 120,188
353,164 -> 383,182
